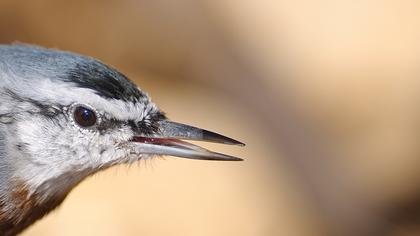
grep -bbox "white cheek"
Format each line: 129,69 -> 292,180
14,116 -> 136,194
83,126 -> 135,165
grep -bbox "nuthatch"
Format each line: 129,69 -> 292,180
0,45 -> 244,235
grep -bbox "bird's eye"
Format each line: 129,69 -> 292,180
73,106 -> 97,127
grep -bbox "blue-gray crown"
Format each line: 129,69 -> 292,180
0,44 -> 145,102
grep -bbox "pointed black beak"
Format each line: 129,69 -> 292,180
130,120 -> 244,161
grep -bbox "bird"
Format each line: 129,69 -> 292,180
0,44 -> 244,235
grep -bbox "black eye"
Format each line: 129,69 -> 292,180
73,106 -> 97,127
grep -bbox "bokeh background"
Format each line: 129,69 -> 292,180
1,0 -> 420,235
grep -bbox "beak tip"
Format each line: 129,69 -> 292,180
217,139 -> 246,147
201,130 -> 246,147
236,142 -> 246,147
210,153 -> 244,161
209,157 -> 244,161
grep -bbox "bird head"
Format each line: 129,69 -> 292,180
0,45 -> 243,232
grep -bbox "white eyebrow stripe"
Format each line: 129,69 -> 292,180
3,74 -> 159,122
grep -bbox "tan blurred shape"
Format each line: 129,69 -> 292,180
0,0 -> 419,236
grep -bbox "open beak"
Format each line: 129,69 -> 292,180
130,120 -> 244,161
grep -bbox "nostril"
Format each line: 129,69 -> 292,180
127,120 -> 147,134
125,119 -> 156,136
136,120 -> 152,134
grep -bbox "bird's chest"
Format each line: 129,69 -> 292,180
0,181 -> 68,236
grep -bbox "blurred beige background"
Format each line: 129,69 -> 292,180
1,0 -> 420,235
